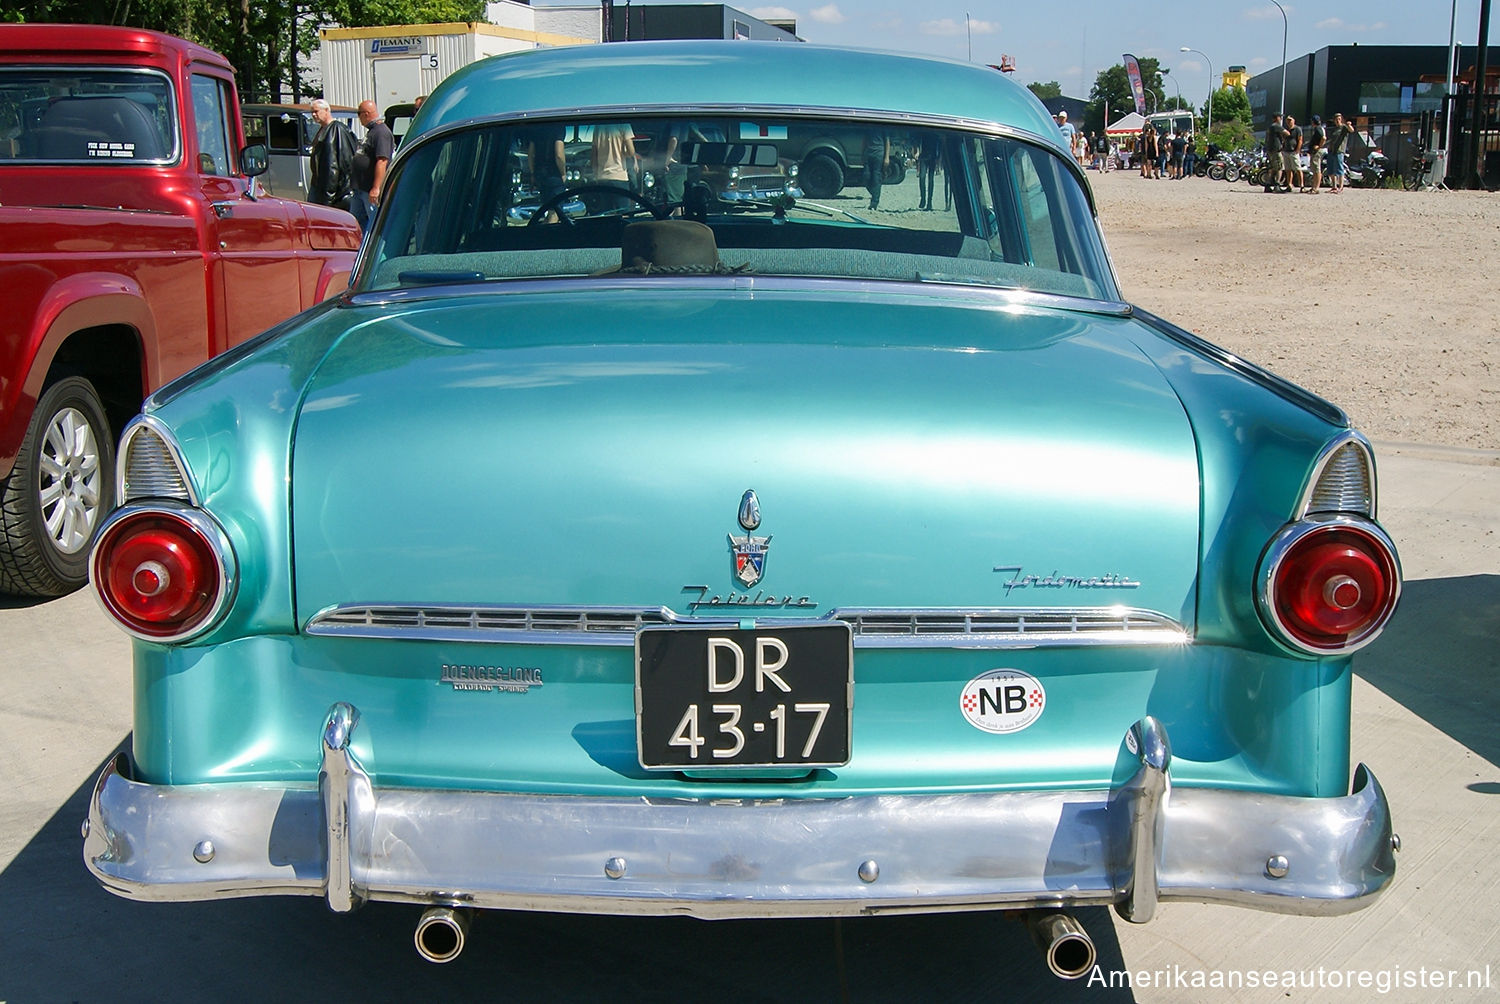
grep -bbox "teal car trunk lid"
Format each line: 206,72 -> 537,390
290,287 -> 1201,626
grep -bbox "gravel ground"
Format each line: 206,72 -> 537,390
1088,168 -> 1499,452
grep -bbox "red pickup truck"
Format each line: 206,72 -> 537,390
0,24 -> 361,597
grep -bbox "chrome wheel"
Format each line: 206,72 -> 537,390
38,406 -> 104,553
1,375 -> 117,597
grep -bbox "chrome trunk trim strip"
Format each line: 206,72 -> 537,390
305,604 -> 1189,648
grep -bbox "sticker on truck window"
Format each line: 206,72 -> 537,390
87,142 -> 137,158
960,669 -> 1046,734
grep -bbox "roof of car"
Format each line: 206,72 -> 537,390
414,40 -> 1065,152
0,23 -> 231,72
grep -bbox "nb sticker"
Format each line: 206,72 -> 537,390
960,669 -> 1046,734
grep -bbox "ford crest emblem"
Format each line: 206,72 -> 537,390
729,533 -> 772,587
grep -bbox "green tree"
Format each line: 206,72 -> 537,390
1027,80 -> 1062,100
1086,58 -> 1163,134
1204,84 -> 1252,127
1207,118 -> 1256,152
1,0 -> 484,104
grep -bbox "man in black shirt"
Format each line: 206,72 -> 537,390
1264,114 -> 1285,192
352,99 -> 394,232
1169,130 -> 1187,179
1302,115 -> 1326,192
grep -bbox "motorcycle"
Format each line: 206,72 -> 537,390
1347,150 -> 1388,189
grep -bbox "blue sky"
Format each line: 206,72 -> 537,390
584,1 -> 1487,105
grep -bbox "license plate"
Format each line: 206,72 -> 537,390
636,623 -> 852,769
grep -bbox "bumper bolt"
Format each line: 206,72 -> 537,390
1266,855 -> 1290,879
604,856 -> 627,880
193,840 -> 216,864
80,818 -> 90,839
858,859 -> 879,883
1391,833 -> 1401,852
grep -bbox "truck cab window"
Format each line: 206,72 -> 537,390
190,74 -> 233,175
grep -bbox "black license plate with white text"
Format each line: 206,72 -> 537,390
636,623 -> 852,769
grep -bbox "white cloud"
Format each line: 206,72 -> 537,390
1248,56 -> 1269,68
809,4 -> 846,23
1316,18 -> 1387,32
1245,5 -> 1293,20
921,17 -> 997,36
1177,59 -> 1203,73
750,6 -> 799,19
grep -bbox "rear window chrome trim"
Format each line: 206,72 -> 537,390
345,274 -> 1133,318
305,603 -> 1189,649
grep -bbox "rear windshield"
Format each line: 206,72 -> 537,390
361,114 -> 1116,301
0,69 -> 177,164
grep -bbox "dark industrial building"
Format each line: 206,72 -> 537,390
603,3 -> 801,43
1248,44 -> 1500,185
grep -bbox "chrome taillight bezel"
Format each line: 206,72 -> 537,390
117,414 -> 197,506
1257,513 -> 1401,656
89,502 -> 238,643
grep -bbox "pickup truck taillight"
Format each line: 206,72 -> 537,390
1257,515 -> 1401,655
90,505 -> 236,642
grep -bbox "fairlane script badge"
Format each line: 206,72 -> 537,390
960,669 -> 1046,734
993,565 -> 1141,596
440,664 -> 543,693
729,532 -> 771,587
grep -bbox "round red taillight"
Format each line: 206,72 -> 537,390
91,508 -> 231,641
1261,519 -> 1401,654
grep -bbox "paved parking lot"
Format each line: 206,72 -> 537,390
1,444 -> 1495,1001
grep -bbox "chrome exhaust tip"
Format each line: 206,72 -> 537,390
414,906 -> 472,964
1026,911 -> 1097,980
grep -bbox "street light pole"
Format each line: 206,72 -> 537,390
1269,1 -> 1288,121
1164,68 -> 1182,109
1180,47 -> 1213,140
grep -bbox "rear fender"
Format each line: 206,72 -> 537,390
1,276 -> 157,478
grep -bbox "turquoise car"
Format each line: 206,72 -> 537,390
83,42 -> 1401,978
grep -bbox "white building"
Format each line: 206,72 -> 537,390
319,2 -> 599,111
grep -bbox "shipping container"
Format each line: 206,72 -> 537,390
319,15 -> 597,113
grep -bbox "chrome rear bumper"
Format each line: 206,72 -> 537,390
83,706 -> 1395,920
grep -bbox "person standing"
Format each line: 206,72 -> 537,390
1324,112 -> 1354,193
1055,111 -> 1077,161
1302,114 -> 1326,193
1264,113 -> 1285,192
527,122 -> 567,220
1169,129 -> 1186,179
591,122 -> 639,211
1138,123 -> 1154,178
351,99 -> 393,232
1283,115 -> 1302,193
307,98 -> 354,211
863,129 -> 890,210
915,128 -> 940,210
